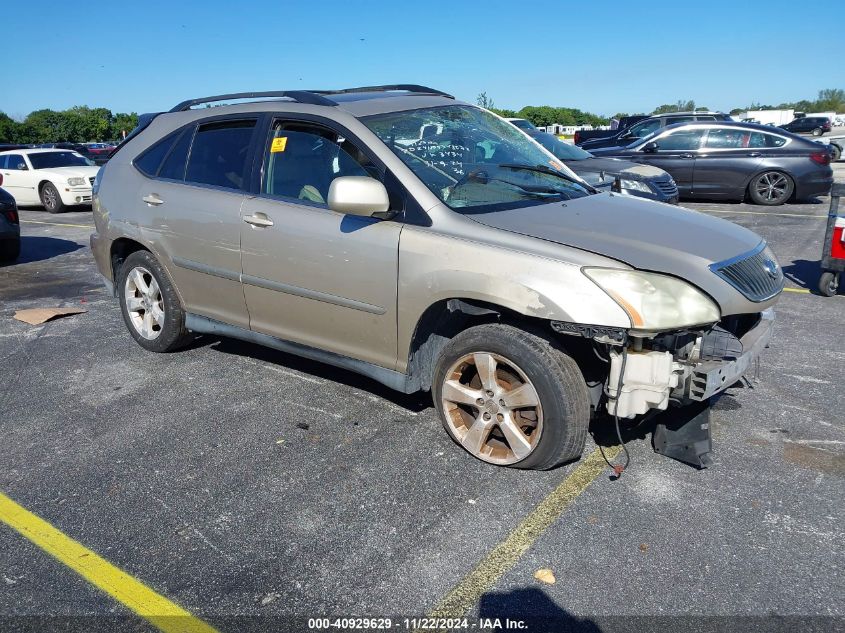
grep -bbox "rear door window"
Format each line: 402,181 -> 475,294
184,120 -> 257,190
704,128 -> 751,149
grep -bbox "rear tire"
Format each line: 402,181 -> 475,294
432,324 -> 590,470
118,250 -> 191,352
811,127 -> 823,137
40,182 -> 66,213
831,144 -> 842,162
818,271 -> 839,297
748,171 -> 794,206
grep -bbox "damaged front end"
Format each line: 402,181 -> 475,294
552,308 -> 775,467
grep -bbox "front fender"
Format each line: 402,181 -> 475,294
396,226 -> 630,372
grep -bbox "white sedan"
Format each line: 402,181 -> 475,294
0,148 -> 100,213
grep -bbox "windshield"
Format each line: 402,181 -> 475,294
28,151 -> 94,169
534,133 -> 593,161
363,106 -> 591,212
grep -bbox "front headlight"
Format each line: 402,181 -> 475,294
619,178 -> 651,193
67,177 -> 86,186
583,268 -> 720,330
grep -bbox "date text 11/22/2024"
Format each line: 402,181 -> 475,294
307,617 -> 529,630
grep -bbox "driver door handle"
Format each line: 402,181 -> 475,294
142,194 -> 164,206
748,152 -> 762,157
680,153 -> 695,159
243,213 -> 274,228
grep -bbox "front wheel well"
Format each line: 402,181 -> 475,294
405,299 -> 606,393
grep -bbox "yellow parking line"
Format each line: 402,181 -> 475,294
702,209 -> 826,219
783,287 -> 812,294
20,219 -> 94,229
0,491 -> 218,633
425,446 -> 618,621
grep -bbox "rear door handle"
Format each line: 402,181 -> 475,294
680,153 -> 695,159
748,152 -> 762,157
243,213 -> 274,228
142,194 -> 164,206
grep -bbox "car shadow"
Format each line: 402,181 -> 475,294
0,236 -> 83,266
782,259 -> 825,291
205,336 -> 431,413
478,587 -> 603,633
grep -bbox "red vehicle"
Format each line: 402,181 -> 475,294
819,183 -> 844,296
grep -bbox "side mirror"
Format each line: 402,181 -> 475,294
16,162 -> 28,170
328,176 -> 390,217
642,141 -> 659,153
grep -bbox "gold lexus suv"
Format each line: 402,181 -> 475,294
91,85 -> 782,470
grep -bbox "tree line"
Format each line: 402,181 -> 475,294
3,88 -> 842,145
727,88 -> 845,115
0,107 -> 138,144
480,88 -> 844,128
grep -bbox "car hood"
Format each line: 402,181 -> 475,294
35,166 -> 99,181
467,192 -> 770,315
566,157 -> 666,185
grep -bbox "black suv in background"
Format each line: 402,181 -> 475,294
779,117 -> 831,137
576,111 -> 733,150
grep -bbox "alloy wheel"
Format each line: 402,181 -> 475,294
43,187 -> 58,210
440,351 -> 543,465
754,172 -> 789,203
124,266 -> 165,340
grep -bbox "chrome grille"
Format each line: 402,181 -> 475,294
710,243 -> 783,302
654,178 -> 678,196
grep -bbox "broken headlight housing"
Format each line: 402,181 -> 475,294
582,268 -> 720,331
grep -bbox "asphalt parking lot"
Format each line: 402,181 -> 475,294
1,165 -> 844,633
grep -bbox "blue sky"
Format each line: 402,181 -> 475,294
2,0 -> 840,118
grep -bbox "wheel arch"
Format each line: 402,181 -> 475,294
110,237 -> 150,286
402,297 -> 606,394
743,167 -> 796,202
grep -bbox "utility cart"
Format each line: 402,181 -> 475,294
819,182 -> 845,297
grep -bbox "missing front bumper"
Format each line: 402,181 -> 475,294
686,308 -> 775,401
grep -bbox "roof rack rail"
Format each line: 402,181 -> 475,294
168,91 -> 336,113
313,84 -> 454,99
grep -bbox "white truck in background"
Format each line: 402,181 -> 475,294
736,109 -> 795,126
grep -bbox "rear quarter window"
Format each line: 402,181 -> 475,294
134,131 -> 181,177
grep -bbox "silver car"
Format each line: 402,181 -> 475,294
91,85 -> 783,469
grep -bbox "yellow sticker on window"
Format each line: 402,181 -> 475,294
271,137 -> 288,153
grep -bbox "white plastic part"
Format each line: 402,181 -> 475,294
606,350 -> 683,419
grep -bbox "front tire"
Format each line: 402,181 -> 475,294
118,250 -> 191,352
818,271 -> 839,297
748,171 -> 794,206
432,324 -> 589,470
40,182 -> 66,213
